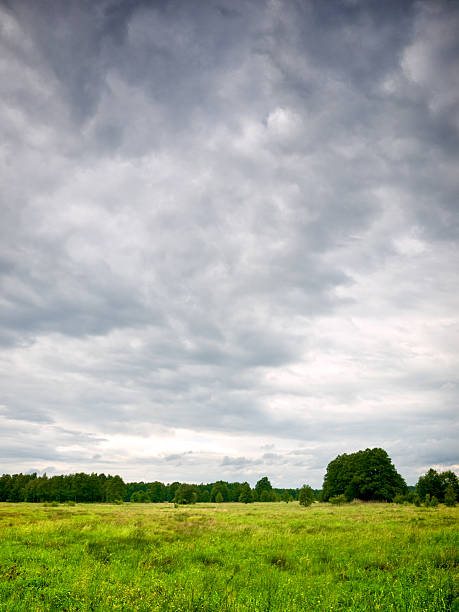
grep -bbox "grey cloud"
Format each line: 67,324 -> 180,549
0,0 -> 458,485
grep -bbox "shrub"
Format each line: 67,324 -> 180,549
329,494 -> 347,505
298,485 -> 315,507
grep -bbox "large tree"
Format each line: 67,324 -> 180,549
322,448 -> 407,502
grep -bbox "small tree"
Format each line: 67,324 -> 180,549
215,491 -> 224,503
445,484 -> 457,507
298,485 -> 315,507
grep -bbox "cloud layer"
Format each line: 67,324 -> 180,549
1,0 -> 458,487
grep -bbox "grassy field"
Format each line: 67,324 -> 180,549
0,501 -> 457,611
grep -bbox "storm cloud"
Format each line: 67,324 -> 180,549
1,0 -> 458,487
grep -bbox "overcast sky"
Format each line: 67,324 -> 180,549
1,0 -> 458,488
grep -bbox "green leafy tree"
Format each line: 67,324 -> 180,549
445,484 -> 457,507
105,475 -> 126,503
416,469 -> 459,503
215,491 -> 224,503
174,484 -> 198,505
255,477 -> 273,501
238,482 -> 253,503
130,490 -> 150,503
322,448 -> 407,502
298,485 -> 315,507
199,489 -> 210,502
210,481 -> 229,502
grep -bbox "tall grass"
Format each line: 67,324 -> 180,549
0,501 -> 457,610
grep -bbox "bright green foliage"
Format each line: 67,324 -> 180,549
329,494 -> 347,505
215,491 -> 224,503
298,485 -> 315,507
322,448 -> 407,502
0,501 -> 456,610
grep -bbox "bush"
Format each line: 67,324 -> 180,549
430,496 -> 439,508
329,494 -> 347,505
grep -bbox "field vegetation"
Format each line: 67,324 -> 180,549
0,500 -> 457,611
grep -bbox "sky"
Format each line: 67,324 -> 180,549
1,0 -> 458,488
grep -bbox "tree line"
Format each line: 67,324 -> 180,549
0,472 -> 313,504
0,448 -> 457,505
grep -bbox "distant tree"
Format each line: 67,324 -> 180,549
255,476 -> 273,501
445,484 -> 457,507
105,475 -> 126,503
260,490 -> 271,502
199,489 -> 210,503
210,481 -> 229,502
238,482 -> 253,503
215,491 -> 224,503
416,469 -> 443,502
322,448 -> 407,502
298,485 -> 315,507
281,491 -> 291,503
130,490 -> 150,503
174,484 -> 198,505
167,482 -> 181,502
440,471 -> 459,501
416,469 -> 459,503
147,481 -> 166,503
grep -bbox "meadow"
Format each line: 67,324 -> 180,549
0,501 -> 457,611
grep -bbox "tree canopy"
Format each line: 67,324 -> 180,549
322,448 -> 407,502
415,469 -> 458,503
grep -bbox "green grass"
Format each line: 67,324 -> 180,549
0,501 -> 457,610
